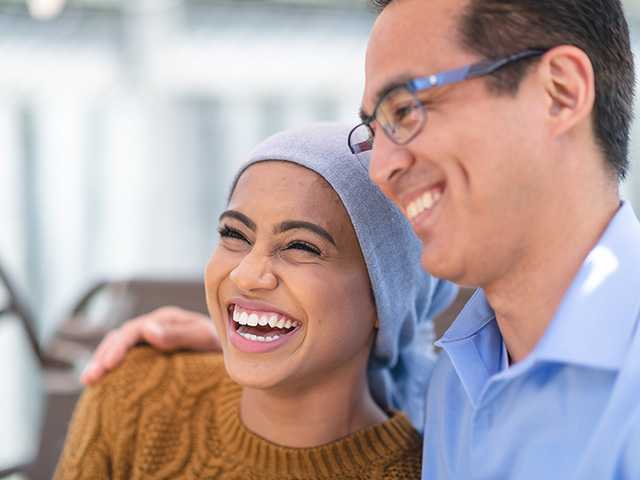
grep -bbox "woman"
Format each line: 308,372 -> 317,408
55,123 -> 456,479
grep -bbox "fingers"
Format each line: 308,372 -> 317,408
138,307 -> 184,350
138,307 -> 219,352
81,318 -> 145,385
104,320 -> 146,367
80,307 -> 220,386
81,332 -> 115,385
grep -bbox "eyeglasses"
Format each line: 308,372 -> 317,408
348,49 -> 548,155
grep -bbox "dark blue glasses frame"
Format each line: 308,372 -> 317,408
348,49 -> 548,155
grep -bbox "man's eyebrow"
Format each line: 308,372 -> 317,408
276,220 -> 337,246
219,210 -> 256,231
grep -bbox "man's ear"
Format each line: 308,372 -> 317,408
537,45 -> 596,137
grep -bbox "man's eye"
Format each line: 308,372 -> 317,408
218,225 -> 250,243
286,241 -> 321,256
393,104 -> 415,122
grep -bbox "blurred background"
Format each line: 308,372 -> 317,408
1,0 -> 640,477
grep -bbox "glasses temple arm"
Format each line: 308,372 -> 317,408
467,49 -> 548,78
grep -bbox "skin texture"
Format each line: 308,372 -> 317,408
205,160 -> 386,447
364,0 -> 620,361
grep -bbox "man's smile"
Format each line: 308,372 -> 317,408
402,183 -> 446,223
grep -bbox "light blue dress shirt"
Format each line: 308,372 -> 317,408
422,202 -> 640,479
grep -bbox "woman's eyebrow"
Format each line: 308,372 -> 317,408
276,221 -> 337,246
219,210 -> 256,231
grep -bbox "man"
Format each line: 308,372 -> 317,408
355,0 -> 639,477
84,0 -> 640,478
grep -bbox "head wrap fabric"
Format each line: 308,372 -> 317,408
229,123 -> 458,430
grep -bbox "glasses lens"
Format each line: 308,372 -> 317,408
348,124 -> 373,155
377,86 -> 424,144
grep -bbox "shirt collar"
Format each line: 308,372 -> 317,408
437,288 -> 495,344
437,201 -> 640,372
533,202 -> 640,370
435,291 -> 503,406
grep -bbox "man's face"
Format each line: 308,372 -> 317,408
363,0 -> 553,287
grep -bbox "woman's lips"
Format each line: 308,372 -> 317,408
226,303 -> 302,354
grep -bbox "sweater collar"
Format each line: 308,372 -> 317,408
214,377 -> 421,478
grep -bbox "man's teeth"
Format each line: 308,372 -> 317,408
406,189 -> 442,220
231,306 -> 299,340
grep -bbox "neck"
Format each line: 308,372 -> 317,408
239,354 -> 387,448
485,169 -> 620,363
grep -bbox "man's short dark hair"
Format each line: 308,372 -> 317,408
370,0 -> 635,181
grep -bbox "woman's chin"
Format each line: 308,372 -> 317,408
222,353 -> 293,390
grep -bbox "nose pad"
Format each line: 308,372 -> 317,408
229,253 -> 278,292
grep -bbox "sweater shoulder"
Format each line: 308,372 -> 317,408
99,346 -> 228,403
381,440 -> 423,479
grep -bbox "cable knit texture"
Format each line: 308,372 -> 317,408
54,347 -> 423,479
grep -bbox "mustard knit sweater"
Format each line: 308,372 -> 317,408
54,347 -> 423,479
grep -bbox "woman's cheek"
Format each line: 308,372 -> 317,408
205,248 -> 235,311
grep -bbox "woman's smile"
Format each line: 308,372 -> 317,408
227,301 -> 303,353
206,160 -> 377,390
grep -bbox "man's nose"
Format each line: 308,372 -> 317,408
229,250 -> 278,292
368,134 -> 415,190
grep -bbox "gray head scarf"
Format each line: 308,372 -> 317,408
229,123 -> 457,430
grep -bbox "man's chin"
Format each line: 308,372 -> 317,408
420,248 -> 464,283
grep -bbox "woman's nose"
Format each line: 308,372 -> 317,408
229,250 -> 278,292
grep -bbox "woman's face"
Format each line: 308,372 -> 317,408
205,161 -> 377,390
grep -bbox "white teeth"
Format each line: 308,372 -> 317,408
406,189 -> 442,220
425,192 -> 435,209
239,332 -> 281,343
232,307 -> 299,333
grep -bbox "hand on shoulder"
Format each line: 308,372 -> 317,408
81,306 -> 220,385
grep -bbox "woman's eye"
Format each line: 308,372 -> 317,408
286,241 -> 321,256
218,225 -> 250,244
